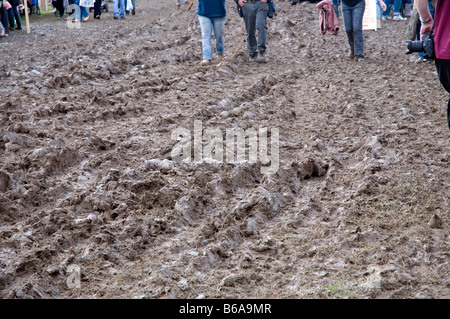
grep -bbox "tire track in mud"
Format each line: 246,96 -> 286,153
1,1 -> 449,299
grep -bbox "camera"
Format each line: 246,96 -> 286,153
405,34 -> 435,60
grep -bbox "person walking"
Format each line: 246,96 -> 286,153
196,0 -> 226,65
93,0 -> 102,19
8,0 -> 21,30
342,0 -> 386,61
236,0 -> 269,62
113,0 -> 125,19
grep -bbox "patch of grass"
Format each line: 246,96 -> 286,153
323,281 -> 358,299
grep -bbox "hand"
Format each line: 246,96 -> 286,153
237,0 -> 246,6
261,0 -> 268,2
420,20 -> 434,38
379,1 -> 387,11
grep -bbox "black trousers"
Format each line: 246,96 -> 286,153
94,0 -> 102,17
55,0 -> 65,18
435,59 -> 450,130
0,5 -> 9,34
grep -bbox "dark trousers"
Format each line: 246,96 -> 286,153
242,0 -> 268,57
0,5 -> 9,34
94,0 -> 102,17
435,59 -> 450,130
9,4 -> 21,29
54,0 -> 65,17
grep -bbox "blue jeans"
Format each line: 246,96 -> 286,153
342,1 -> 365,59
74,0 -> 89,20
383,0 -> 402,16
9,4 -> 21,29
332,0 -> 341,19
198,15 -> 225,60
113,0 -> 125,17
242,1 -> 268,57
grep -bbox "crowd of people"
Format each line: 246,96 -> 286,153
50,0 -> 136,21
0,0 -> 136,37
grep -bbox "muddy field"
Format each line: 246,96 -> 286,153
0,0 -> 449,299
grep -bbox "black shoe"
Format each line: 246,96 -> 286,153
132,8 -> 135,15
16,26 -> 22,30
113,15 -> 119,19
95,15 -> 101,19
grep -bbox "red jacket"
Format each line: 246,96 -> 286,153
316,0 -> 339,36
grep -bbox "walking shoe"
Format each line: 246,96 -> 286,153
257,52 -> 267,63
249,54 -> 257,62
393,14 -> 407,21
113,15 -> 119,19
200,59 -> 211,65
381,16 -> 391,21
132,8 -> 135,15
95,15 -> 100,19
83,16 -> 89,22
16,26 -> 22,30
121,16 -> 126,19
348,51 -> 355,59
356,56 -> 366,62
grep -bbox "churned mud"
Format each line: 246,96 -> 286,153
0,0 -> 449,299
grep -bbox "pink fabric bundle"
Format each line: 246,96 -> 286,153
316,0 -> 339,36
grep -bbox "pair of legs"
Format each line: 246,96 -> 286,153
94,0 -> 102,18
382,0 -> 408,19
113,0 -> 125,18
54,0 -> 65,19
125,0 -> 135,15
242,1 -> 268,60
342,0 -> 365,60
9,4 -> 22,29
198,15 -> 225,62
73,0 -> 89,21
0,4 -> 8,35
435,59 -> 450,130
